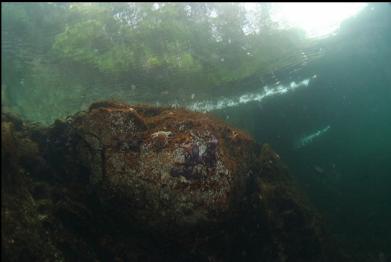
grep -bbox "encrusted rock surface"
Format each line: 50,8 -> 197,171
71,101 -> 258,232
2,101 -> 344,262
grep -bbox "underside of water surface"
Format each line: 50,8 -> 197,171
2,3 -> 391,262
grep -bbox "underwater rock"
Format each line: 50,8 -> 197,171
68,102 -> 261,236
1,101 -> 344,262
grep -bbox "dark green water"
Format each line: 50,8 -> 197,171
2,3 -> 391,261
215,4 -> 391,260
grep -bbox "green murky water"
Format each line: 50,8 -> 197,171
2,3 -> 391,261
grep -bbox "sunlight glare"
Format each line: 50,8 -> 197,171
245,3 -> 367,38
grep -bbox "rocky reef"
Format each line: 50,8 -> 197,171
2,101 -> 343,261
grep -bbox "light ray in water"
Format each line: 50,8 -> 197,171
186,75 -> 317,112
295,125 -> 331,149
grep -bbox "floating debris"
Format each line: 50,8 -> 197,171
314,165 -> 325,174
295,125 -> 331,149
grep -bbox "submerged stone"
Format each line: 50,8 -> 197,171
1,101 -> 344,261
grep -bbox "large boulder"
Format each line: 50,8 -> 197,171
1,101 -> 343,262
70,101 -> 257,232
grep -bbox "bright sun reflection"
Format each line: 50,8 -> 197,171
245,3 -> 367,38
